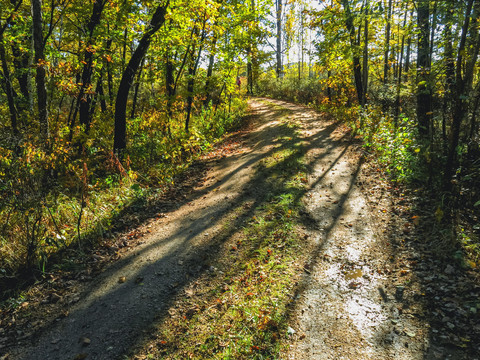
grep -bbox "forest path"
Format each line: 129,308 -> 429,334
6,98 -> 473,360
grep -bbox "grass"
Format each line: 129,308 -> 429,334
130,102 -> 310,359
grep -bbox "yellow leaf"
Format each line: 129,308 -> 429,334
435,207 -> 444,222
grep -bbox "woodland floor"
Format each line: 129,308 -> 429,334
2,98 -> 480,359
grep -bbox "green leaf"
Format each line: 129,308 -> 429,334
131,183 -> 141,192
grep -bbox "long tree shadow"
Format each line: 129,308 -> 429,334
13,98 -> 437,360
10,99 -> 345,359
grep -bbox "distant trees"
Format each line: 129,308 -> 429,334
294,0 -> 480,188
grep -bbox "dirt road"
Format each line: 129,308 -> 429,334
6,98 -> 479,359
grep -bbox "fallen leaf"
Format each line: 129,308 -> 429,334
80,337 -> 91,346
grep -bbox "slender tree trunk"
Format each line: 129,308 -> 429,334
444,0 -> 476,188
404,37 -> 411,73
203,37 -> 217,108
383,0 -> 392,84
185,53 -> 196,133
327,69 -> 332,102
105,38 -> 114,106
31,0 -> 49,139
130,56 -> 145,119
394,2 -> 408,123
416,0 -> 431,139
96,71 -> 107,113
276,0 -> 283,78
67,72 -> 81,141
78,0 -> 106,134
429,1 -> 438,64
0,39 -> 19,135
165,51 -> 175,118
342,0 -> 363,105
9,0 -> 30,111
114,2 -> 169,154
442,0 -> 455,145
247,48 -> 253,94
11,41 -> 30,109
185,22 -> 206,132
247,0 -> 255,95
404,8 -> 413,75
299,4 -> 304,81
361,3 -> 368,107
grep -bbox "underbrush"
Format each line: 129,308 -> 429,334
132,102 -> 309,359
257,70 -> 324,106
0,98 -> 247,287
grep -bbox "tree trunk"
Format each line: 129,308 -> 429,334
404,8 -> 413,75
130,56 -> 145,119
247,49 -> 253,94
416,0 -> 431,139
429,1 -> 438,64
0,39 -> 19,135
185,54 -> 196,133
8,0 -> 30,112
203,37 -> 217,108
276,0 -> 283,78
444,0 -> 476,188
394,2 -> 408,123
31,0 -> 49,139
361,3 -> 368,107
78,0 -> 106,134
442,0 -> 455,145
185,22 -> 206,132
383,0 -> 392,84
341,0 -> 363,105
96,71 -> 107,113
165,51 -> 175,118
11,41 -> 30,110
114,2 -> 169,154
